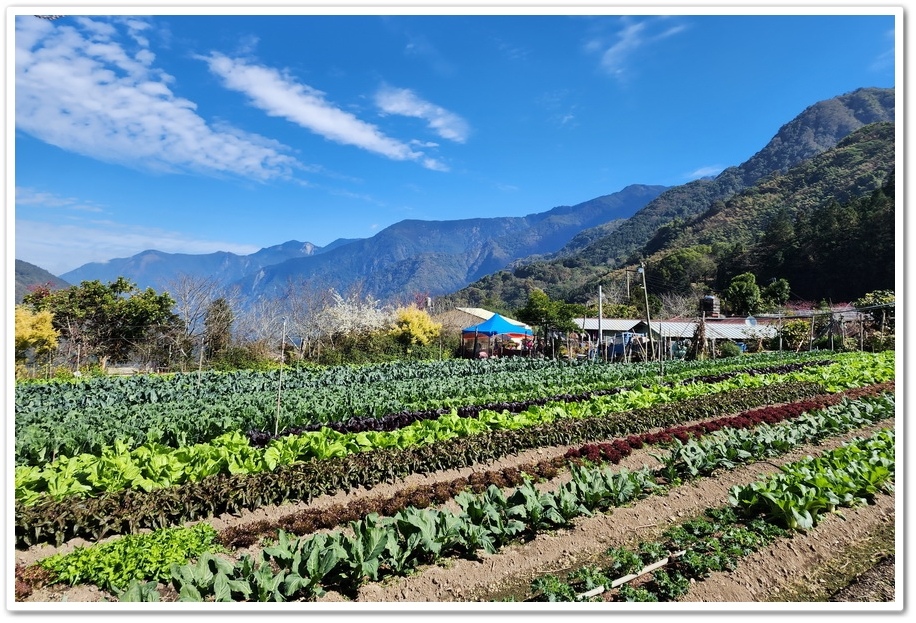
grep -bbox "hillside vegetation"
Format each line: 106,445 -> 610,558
15,260 -> 70,303
446,88 -> 894,310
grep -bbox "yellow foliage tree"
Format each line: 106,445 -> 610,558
389,305 -> 441,346
15,305 -> 59,361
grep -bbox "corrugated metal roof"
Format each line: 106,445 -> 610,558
573,318 -> 644,332
650,320 -> 777,340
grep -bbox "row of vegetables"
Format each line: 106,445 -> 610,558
19,390 -> 895,602
14,349 -> 896,604
15,352 -> 891,508
14,350 -> 843,466
16,364 -> 894,552
524,427 -> 895,602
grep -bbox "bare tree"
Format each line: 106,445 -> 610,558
235,296 -> 287,360
279,276 -> 336,360
161,274 -> 242,369
658,291 -> 704,319
599,279 -> 630,306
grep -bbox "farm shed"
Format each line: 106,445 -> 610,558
433,307 -> 532,334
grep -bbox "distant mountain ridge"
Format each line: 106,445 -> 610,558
59,239 -> 344,291
237,184 -> 667,301
15,259 -> 70,303
56,184 -> 666,302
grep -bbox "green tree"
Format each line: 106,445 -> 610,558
852,289 -> 895,333
779,319 -> 811,352
23,277 -> 179,369
630,286 -> 663,319
515,289 -> 582,357
602,303 -> 640,319
651,246 -> 717,296
761,278 -> 791,310
755,208 -> 796,280
724,272 -> 762,317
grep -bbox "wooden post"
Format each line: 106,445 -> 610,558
197,334 -> 204,389
275,318 -> 287,436
809,314 -> 815,351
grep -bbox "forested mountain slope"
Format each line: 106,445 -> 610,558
446,87 -> 894,309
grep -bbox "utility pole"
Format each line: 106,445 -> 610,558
778,314 -> 783,352
638,263 -> 655,361
809,313 -> 815,352
598,284 -> 604,362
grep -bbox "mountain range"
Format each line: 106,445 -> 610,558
58,184 -> 667,302
21,86 -> 894,310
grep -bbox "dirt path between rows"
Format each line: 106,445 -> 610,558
349,420 -> 896,603
18,417 -> 897,605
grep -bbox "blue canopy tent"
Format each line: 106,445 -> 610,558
461,313 -> 533,358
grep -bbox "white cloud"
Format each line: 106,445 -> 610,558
375,85 -> 470,143
590,16 -> 688,79
421,158 -> 450,172
599,19 -> 647,77
685,165 -> 724,180
203,53 -> 447,171
15,218 -> 260,275
15,16 -> 298,181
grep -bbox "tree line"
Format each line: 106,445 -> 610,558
15,276 -> 449,379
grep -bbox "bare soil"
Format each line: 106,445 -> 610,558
16,417 -> 897,606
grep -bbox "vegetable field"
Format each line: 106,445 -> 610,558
13,350 -> 898,608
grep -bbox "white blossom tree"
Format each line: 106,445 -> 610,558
318,287 -> 393,348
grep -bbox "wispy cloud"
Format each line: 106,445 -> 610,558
685,165 -> 724,180
587,16 -> 688,80
15,16 -> 299,180
870,27 -> 895,72
203,53 -> 447,171
493,37 -> 531,62
403,33 -> 455,76
375,86 -> 470,143
328,188 -> 385,206
15,218 -> 260,275
16,187 -> 104,212
537,89 -> 578,128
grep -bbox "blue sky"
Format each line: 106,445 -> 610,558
11,7 -> 897,276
